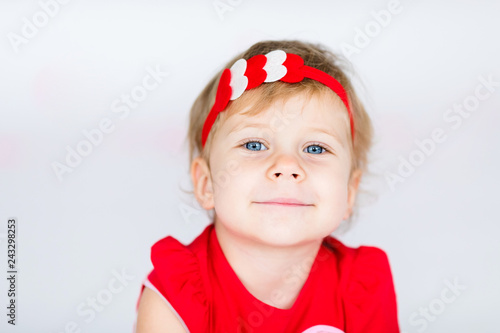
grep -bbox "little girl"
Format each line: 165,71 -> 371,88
134,40 -> 399,333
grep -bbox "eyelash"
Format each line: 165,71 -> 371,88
240,139 -> 332,154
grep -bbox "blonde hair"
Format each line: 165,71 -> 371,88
183,39 -> 374,226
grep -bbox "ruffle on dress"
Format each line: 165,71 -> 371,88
342,245 -> 399,333
147,235 -> 210,332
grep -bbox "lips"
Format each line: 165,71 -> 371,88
255,198 -> 312,206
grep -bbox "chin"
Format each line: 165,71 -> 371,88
249,222 -> 323,247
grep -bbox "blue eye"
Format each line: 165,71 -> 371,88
243,140 -> 267,151
306,145 -> 326,154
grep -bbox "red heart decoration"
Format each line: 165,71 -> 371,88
213,68 -> 232,112
281,53 -> 305,83
245,54 -> 267,90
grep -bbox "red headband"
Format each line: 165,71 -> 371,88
201,50 -> 354,148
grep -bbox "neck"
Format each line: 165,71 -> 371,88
214,221 -> 323,310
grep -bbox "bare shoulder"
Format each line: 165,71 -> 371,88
136,286 -> 188,333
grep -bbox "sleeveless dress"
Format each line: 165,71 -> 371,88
135,223 -> 399,332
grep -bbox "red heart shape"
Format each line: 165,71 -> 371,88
213,68 -> 232,112
281,53 -> 305,83
245,54 -> 267,90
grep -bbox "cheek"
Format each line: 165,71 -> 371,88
314,171 -> 350,205
209,154 -> 242,187
211,166 -> 255,224
210,159 -> 258,208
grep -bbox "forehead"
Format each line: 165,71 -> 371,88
220,89 -> 350,142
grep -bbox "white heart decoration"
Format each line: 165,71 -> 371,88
229,59 -> 248,100
263,50 -> 287,82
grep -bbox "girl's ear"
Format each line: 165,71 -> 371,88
343,169 -> 363,220
190,156 -> 215,210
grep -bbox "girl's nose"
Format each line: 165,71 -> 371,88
267,154 -> 305,182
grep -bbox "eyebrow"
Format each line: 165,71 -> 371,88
229,122 -> 344,145
229,122 -> 267,133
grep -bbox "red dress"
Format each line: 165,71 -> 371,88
135,223 -> 399,332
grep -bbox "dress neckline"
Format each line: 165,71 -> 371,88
208,224 -> 329,316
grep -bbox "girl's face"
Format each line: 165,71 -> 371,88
195,90 -> 361,246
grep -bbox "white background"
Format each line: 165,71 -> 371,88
1,0 -> 499,332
